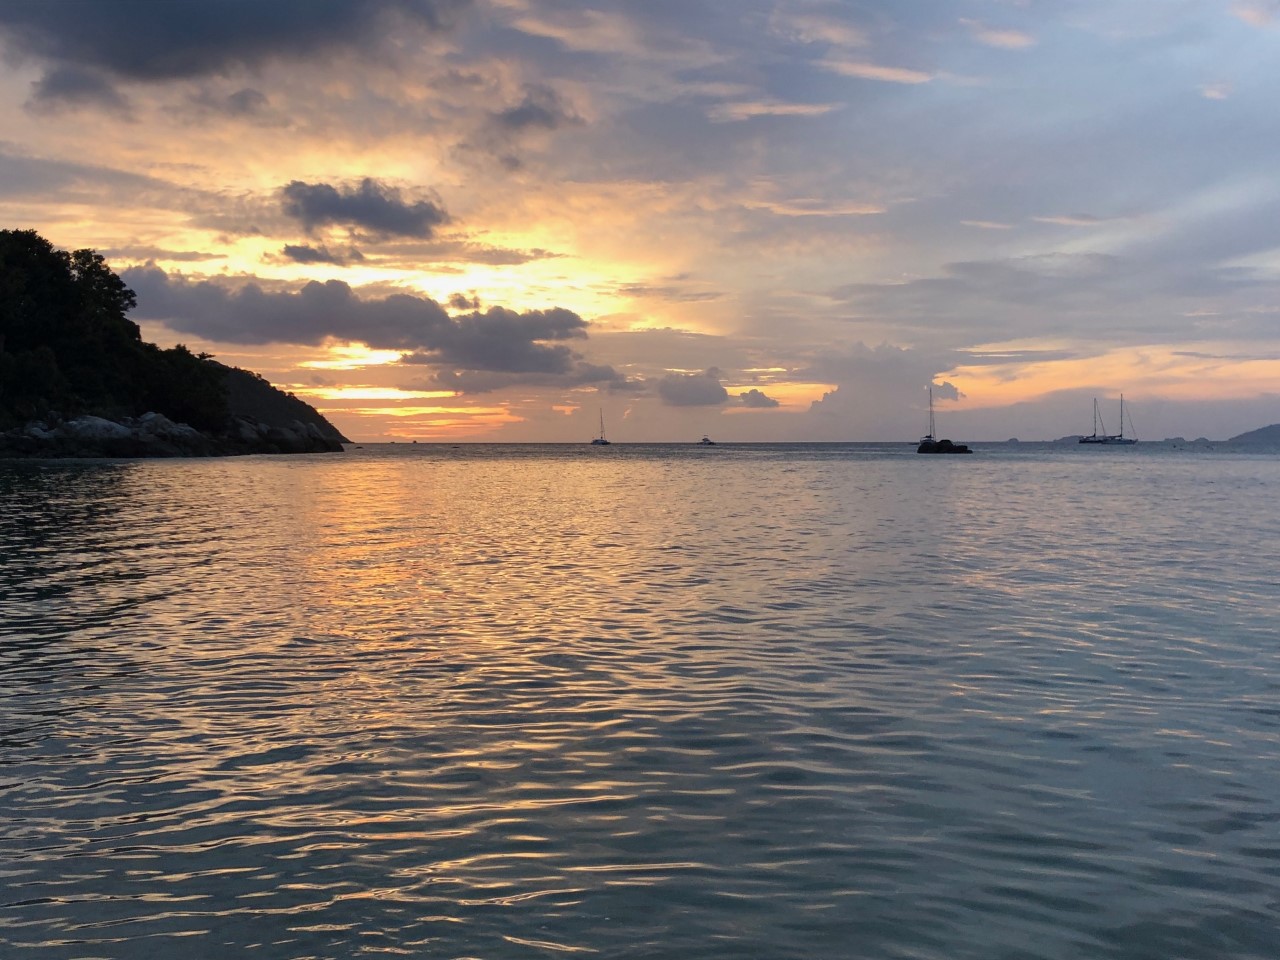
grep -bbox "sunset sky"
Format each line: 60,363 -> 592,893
2,0 -> 1279,442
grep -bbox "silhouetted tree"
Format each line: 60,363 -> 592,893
0,228 -> 229,429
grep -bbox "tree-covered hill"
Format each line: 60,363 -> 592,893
219,361 -> 347,444
1,228 -> 347,455
1228,423 -> 1280,445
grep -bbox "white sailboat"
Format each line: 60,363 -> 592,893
590,409 -> 611,445
1079,395 -> 1137,445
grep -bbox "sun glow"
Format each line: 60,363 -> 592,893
302,387 -> 458,401
301,344 -> 404,369
340,404 -> 511,419
950,341 -> 1280,407
724,381 -> 833,410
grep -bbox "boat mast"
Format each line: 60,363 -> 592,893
927,386 -> 935,440
599,409 -> 606,442
1119,394 -> 1125,440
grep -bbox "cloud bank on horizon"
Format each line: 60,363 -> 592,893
2,0 -> 1279,441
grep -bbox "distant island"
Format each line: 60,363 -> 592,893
1,229 -> 347,458
1228,423 -> 1280,445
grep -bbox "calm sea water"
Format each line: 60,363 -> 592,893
2,443 -> 1278,959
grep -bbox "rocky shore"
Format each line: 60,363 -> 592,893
0,412 -> 344,459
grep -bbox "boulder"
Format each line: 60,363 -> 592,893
0,410 -> 343,458
63,415 -> 133,440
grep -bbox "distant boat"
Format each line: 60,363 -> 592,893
590,410 -> 611,445
917,387 -> 971,454
1079,395 -> 1137,445
698,436 -> 716,445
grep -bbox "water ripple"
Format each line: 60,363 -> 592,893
2,447 -> 1279,958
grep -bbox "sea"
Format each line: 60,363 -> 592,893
2,442 -> 1278,960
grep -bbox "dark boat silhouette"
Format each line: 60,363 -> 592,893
590,409 -> 611,445
917,387 -> 971,454
1079,395 -> 1137,445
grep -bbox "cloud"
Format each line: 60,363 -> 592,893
400,306 -> 588,372
281,178 -> 449,238
1232,2 -> 1280,27
123,267 -> 592,382
960,20 -> 1036,50
126,265 -> 444,346
280,243 -> 364,265
658,368 -> 729,406
707,100 -> 840,123
1031,213 -> 1110,226
28,64 -> 130,113
423,361 -> 623,394
493,84 -> 582,131
820,58 -> 932,84
930,380 -> 962,401
744,197 -> 885,218
769,10 -> 868,48
183,86 -> 279,122
0,0 -> 470,83
826,252 -> 1185,348
738,388 -> 780,408
800,344 -> 965,440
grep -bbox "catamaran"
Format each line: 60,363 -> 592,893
917,386 -> 970,454
1079,395 -> 1137,445
590,410 -> 611,445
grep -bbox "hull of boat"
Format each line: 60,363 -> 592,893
917,440 -> 971,454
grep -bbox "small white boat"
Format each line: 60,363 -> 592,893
698,436 -> 716,445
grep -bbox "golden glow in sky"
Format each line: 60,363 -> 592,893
3,2 -> 1280,441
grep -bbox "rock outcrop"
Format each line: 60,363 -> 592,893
0,411 -> 344,458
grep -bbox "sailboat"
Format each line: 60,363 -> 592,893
590,409 -> 611,445
917,386 -> 971,454
1079,395 -> 1137,445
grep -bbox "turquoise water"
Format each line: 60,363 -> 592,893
2,443 -> 1278,958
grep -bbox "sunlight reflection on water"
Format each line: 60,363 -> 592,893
2,445 -> 1279,959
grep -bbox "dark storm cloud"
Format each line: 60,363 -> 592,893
739,388 -> 779,408
122,267 -> 591,378
0,1 -> 470,85
658,369 -> 729,407
282,179 -> 449,239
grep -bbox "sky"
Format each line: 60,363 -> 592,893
2,0 -> 1279,443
